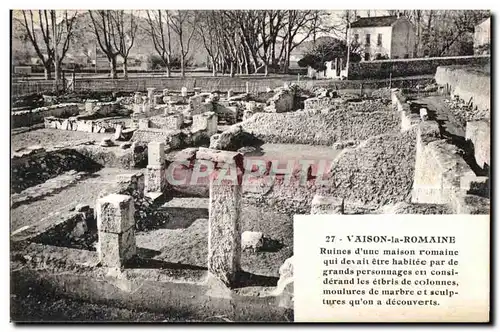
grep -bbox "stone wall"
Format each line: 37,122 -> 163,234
44,116 -> 125,133
466,120 -> 490,170
238,106 -> 399,145
74,143 -> 148,169
12,103 -> 81,128
348,55 -> 490,80
149,114 -> 184,130
435,65 -> 490,112
391,89 -> 420,131
411,121 -> 489,213
131,129 -> 184,149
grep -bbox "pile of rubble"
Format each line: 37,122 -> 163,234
445,95 -> 490,128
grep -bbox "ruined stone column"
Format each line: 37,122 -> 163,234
181,87 -> 188,97
85,99 -> 97,113
96,194 -> 136,267
197,148 -> 244,287
145,142 -> 166,200
147,88 -> 156,104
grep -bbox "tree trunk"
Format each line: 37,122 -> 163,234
44,65 -> 51,80
110,56 -> 117,79
122,59 -> 128,79
229,62 -> 234,77
180,56 -> 185,77
264,62 -> 269,76
211,56 -> 217,77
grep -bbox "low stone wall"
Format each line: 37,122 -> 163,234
44,116 -> 125,133
435,65 -> 490,112
148,114 -> 184,130
391,89 -> 420,131
131,129 -> 184,149
466,120 -> 490,170
238,106 -> 399,145
12,103 -> 81,128
74,143 -> 148,169
411,121 -> 489,213
303,97 -> 340,110
348,55 -> 490,80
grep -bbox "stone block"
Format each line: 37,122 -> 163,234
197,147 -> 244,170
148,141 -> 165,166
147,88 -> 156,102
133,92 -> 142,104
117,172 -> 145,196
181,87 -> 188,97
138,118 -> 149,130
96,194 -> 135,233
192,112 -> 218,136
208,176 -> 242,286
98,227 -> 136,267
310,195 -> 344,214
85,100 -> 97,113
194,87 -> 202,95
189,95 -> 205,115
146,165 -> 166,193
133,104 -> 142,114
241,231 -> 264,252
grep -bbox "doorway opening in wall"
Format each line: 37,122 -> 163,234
364,53 -> 370,61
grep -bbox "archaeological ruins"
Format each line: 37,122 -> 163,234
10,63 -> 490,321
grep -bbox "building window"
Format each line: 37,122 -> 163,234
365,34 -> 371,46
377,33 -> 382,46
354,33 -> 359,43
364,52 -> 370,61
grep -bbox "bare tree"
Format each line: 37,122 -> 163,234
195,11 -> 222,76
168,10 -> 197,77
89,10 -> 120,79
16,10 -> 77,80
110,10 -> 138,78
144,10 -> 173,77
279,10 -> 330,73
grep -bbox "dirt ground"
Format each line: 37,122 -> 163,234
10,291 -> 201,322
10,167 -> 124,233
11,128 -> 111,153
137,197 -> 292,278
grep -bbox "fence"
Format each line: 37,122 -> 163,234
12,74 -> 434,98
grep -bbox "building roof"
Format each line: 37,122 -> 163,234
476,16 -> 490,26
350,15 -> 399,28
